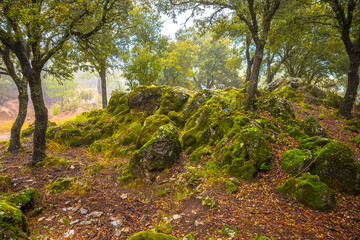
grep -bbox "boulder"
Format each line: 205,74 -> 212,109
158,87 -> 190,115
277,173 -> 335,211
281,149 -> 313,176
302,115 -> 326,137
311,140 -> 360,195
128,86 -> 163,112
0,200 -> 30,240
122,124 -> 181,182
266,97 -> 295,121
8,188 -> 39,209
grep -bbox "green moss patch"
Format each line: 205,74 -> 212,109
281,149 -> 313,176
277,173 -> 335,211
0,200 -> 30,239
127,230 -> 177,240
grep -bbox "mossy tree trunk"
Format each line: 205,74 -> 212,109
247,43 -> 265,109
0,46 -> 29,153
245,35 -> 254,83
28,70 -> 48,165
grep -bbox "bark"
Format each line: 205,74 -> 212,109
245,35 -> 254,82
8,84 -> 28,153
0,46 -> 29,153
28,71 -> 48,165
99,63 -> 107,109
247,44 -> 265,107
340,57 -> 360,118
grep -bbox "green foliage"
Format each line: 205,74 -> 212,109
48,178 -> 73,194
281,149 -> 312,176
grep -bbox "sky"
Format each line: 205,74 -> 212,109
161,12 -> 194,40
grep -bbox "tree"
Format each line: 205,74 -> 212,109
320,0 -> 360,118
0,0 -> 132,164
0,44 -> 28,153
161,0 -> 283,109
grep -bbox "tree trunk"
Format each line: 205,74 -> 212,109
8,82 -> 28,153
245,35 -> 253,82
247,44 -> 265,109
339,57 -> 360,119
99,64 -> 107,109
28,71 -> 48,165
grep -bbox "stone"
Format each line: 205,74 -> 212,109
80,207 -> 88,215
277,173 -> 335,211
70,220 -> 80,225
8,187 -> 40,209
281,149 -> 313,176
111,219 -> 122,228
45,216 -> 55,221
0,200 -> 30,240
302,115 -> 326,137
172,214 -> 182,220
38,217 -> 45,222
140,214 -> 148,222
89,211 -> 103,218
120,194 -> 128,199
114,230 -> 122,237
79,220 -> 92,225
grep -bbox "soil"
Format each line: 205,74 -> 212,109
0,102 -> 360,239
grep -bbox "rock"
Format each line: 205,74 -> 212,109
281,149 -> 313,176
310,140 -> 360,195
79,220 -> 92,225
89,211 -> 103,218
121,124 -> 181,182
172,214 -> 182,221
8,187 -> 40,209
128,86 -> 163,112
0,200 -> 30,240
127,230 -> 177,240
266,97 -> 295,121
264,78 -> 286,91
70,220 -> 80,225
64,229 -> 75,238
120,194 -> 128,199
140,214 -> 148,222
114,230 -> 122,237
277,173 -> 335,211
111,219 -> 122,227
45,216 -> 55,221
302,115 -> 326,137
38,217 -> 45,222
80,208 -> 88,215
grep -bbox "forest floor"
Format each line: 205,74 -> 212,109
0,102 -> 360,240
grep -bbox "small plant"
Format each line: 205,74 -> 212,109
70,177 -> 91,195
200,196 -> 217,208
224,178 -> 239,194
260,162 -> 272,171
156,188 -> 171,196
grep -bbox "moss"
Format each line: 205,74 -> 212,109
274,86 -> 304,103
225,179 -> 239,193
107,90 -> 128,114
266,97 -> 296,121
157,86 -> 190,115
9,188 -> 39,209
188,146 -> 211,164
311,140 -> 360,195
239,162 -> 256,181
301,115 -> 326,137
127,230 -> 177,240
299,137 -> 330,153
324,91 -> 343,109
136,114 -> 175,149
48,178 -> 73,194
281,149 -> 313,176
350,135 -> 360,146
0,200 -> 30,239
128,85 -> 164,112
22,121 -> 57,138
277,173 -> 335,211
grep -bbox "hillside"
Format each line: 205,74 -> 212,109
1,80 -> 360,239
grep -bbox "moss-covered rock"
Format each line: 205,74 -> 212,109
265,97 -> 295,121
281,149 -> 313,176
302,115 -> 326,137
188,146 -> 211,164
127,230 -> 177,240
299,137 -> 330,153
121,124 -> 181,182
277,173 -> 335,211
182,89 -> 213,120
107,90 -> 129,115
136,114 -> 175,149
0,200 -> 30,240
157,87 -> 190,115
8,188 -> 39,209
311,140 -> 360,195
128,86 -> 164,112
